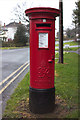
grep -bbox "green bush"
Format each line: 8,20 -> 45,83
14,24 -> 29,47
2,41 -> 15,47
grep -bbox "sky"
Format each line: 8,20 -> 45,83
0,0 -> 78,32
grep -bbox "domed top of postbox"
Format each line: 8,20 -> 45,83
25,7 -> 60,20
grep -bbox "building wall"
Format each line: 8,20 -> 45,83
6,27 -> 17,41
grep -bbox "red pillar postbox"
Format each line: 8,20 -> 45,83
25,7 -> 60,113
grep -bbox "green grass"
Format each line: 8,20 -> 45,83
65,110 -> 79,118
63,41 -> 80,46
55,47 -> 80,51
55,52 -> 78,118
0,46 -> 29,50
55,41 -> 80,51
55,39 -> 59,41
0,47 -> 19,50
3,53 -> 79,118
55,53 -> 78,105
55,41 -> 80,47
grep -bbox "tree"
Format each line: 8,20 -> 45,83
72,1 -> 80,39
0,21 -> 2,31
11,2 -> 29,23
65,28 -> 76,39
14,24 -> 28,47
11,1 -> 42,24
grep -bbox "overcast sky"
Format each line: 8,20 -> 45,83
0,0 -> 77,31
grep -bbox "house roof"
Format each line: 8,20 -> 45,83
1,22 -> 29,32
2,21 -> 29,28
5,22 -> 19,28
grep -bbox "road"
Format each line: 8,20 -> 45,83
1,48 -> 30,81
0,48 -> 30,119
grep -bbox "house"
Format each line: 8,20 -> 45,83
1,22 -> 29,42
1,22 -> 20,41
0,24 -> 8,41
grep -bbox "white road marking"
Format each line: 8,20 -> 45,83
0,61 -> 29,86
0,63 -> 30,94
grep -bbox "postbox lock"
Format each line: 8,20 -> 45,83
48,59 -> 53,63
48,55 -> 54,63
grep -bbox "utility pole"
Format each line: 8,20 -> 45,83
75,21 -> 77,42
59,0 -> 63,63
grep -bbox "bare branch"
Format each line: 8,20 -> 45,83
11,1 -> 29,23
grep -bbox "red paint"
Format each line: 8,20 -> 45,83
25,7 -> 60,89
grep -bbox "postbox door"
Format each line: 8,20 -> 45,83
36,30 -> 55,89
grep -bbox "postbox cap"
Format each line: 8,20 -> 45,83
25,7 -> 60,19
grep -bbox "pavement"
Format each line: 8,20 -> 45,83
64,48 -> 80,55
55,45 -> 80,49
74,48 -> 80,55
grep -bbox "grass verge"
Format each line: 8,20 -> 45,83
3,52 -> 79,118
0,46 -> 29,50
63,41 -> 80,46
55,41 -> 80,47
55,47 -> 80,51
3,72 -> 30,118
55,52 -> 78,117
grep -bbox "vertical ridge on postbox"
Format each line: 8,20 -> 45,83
25,7 -> 60,114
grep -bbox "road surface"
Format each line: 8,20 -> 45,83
1,48 -> 30,81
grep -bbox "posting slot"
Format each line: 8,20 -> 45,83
36,23 -> 51,27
